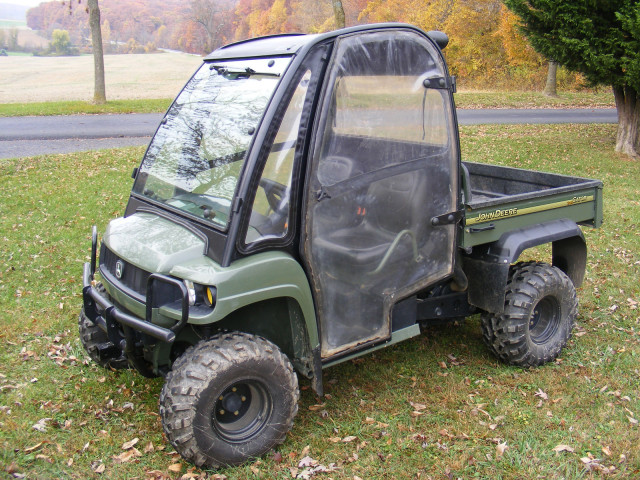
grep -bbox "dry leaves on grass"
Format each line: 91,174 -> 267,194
290,456 -> 338,479
122,437 -> 139,450
31,417 -> 51,432
534,389 -> 548,400
553,444 -> 575,454
580,455 -> 617,474
91,461 -> 105,474
112,448 -> 142,464
495,442 -> 508,458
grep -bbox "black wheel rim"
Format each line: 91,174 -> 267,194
529,296 -> 561,344
212,380 -> 272,443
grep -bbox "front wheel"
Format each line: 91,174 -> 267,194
481,262 -> 577,367
159,332 -> 299,467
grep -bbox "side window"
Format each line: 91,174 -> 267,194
244,70 -> 312,245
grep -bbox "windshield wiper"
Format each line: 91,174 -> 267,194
209,64 -> 281,78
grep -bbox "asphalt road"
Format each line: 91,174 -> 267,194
0,108 -> 618,159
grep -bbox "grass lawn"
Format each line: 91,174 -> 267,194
0,124 -> 638,479
0,99 -> 172,117
455,90 -> 615,109
0,90 -> 615,117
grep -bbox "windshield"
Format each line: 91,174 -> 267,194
132,57 -> 291,229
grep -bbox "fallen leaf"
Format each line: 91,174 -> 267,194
144,442 -> 155,454
342,436 -> 357,443
553,445 -> 574,453
32,418 -> 52,432
602,446 -> 612,456
308,403 -> 326,411
364,417 -> 375,425
534,389 -> 548,400
496,442 -> 508,458
409,401 -> 427,411
168,463 -> 182,473
24,442 -> 45,454
627,416 -> 638,425
92,462 -> 106,474
179,473 -> 200,480
113,448 -> 142,464
298,456 -> 318,468
122,438 -> 139,450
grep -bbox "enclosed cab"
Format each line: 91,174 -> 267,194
81,23 -> 602,468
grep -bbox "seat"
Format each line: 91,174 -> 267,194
313,169 -> 427,275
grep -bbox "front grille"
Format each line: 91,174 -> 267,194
100,244 -> 150,299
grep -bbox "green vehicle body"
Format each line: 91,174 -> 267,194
82,23 -> 603,397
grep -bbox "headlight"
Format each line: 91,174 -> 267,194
205,286 -> 217,307
182,280 -> 216,308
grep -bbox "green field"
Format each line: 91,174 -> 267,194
0,123 -> 638,479
0,98 -> 172,116
0,20 -> 26,28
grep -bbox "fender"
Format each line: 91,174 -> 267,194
462,218 -> 586,314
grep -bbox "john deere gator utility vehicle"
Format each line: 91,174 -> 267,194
80,23 -> 603,467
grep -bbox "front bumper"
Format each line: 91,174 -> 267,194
82,228 -> 190,347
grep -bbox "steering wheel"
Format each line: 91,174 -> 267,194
259,178 -> 288,214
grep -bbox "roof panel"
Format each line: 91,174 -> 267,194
204,34 -> 319,61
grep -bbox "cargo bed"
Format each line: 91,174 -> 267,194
461,161 -> 603,247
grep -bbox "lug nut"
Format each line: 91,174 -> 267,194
234,411 -> 239,416
219,409 -> 225,415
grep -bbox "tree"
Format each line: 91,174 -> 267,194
88,0 -> 106,104
543,61 -> 558,97
505,0 -> 640,158
190,0 -> 228,52
51,29 -> 71,55
332,0 -> 346,28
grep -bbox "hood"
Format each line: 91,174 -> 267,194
103,212 -> 205,274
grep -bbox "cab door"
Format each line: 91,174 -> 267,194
303,29 -> 459,358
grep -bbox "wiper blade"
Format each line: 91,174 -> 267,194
209,64 -> 281,78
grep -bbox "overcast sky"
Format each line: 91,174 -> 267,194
6,0 -> 58,8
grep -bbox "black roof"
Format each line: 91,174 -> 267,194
204,23 -> 448,61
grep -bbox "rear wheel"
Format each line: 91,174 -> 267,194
159,332 -> 299,467
481,262 -> 577,366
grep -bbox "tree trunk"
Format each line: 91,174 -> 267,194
88,0 -> 106,104
543,61 -> 558,97
332,0 -> 346,29
613,85 -> 640,158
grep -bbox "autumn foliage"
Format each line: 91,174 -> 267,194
26,0 -> 584,89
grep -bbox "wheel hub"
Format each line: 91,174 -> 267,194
529,296 -> 561,344
217,385 -> 251,419
212,380 -> 271,443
